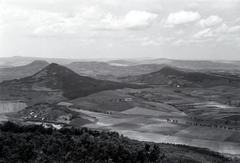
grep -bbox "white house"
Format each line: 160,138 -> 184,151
124,98 -> 133,102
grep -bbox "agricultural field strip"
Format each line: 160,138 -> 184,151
114,129 -> 240,155
173,126 -> 235,141
121,107 -> 166,116
68,108 -> 97,123
81,107 -> 240,144
78,109 -> 140,126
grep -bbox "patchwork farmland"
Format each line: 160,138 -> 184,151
50,87 -> 240,155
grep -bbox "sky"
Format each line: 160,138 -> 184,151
0,0 -> 240,60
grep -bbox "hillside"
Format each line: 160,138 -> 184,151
0,63 -> 144,101
122,66 -> 240,87
0,121 -> 234,163
0,60 -> 49,82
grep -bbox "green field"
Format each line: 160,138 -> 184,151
2,85 -> 240,155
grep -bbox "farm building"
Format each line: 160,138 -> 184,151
124,98 -> 133,102
58,102 -> 73,106
58,114 -> 72,121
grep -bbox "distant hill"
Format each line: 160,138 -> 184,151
2,57 -> 240,81
107,59 -> 139,66
122,66 -> 240,87
168,60 -> 240,71
0,56 -> 102,67
0,63 -> 144,100
110,58 -> 240,71
0,60 -> 49,82
66,62 -> 165,77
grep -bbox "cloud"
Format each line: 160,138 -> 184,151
235,17 -> 240,24
193,28 -> 216,39
103,0 -> 119,6
32,13 -> 86,36
33,23 -> 76,36
184,3 -> 201,10
175,30 -> 185,35
215,23 -> 229,33
140,40 -> 159,46
92,10 -> 158,30
156,37 -> 174,42
188,39 -> 213,44
196,15 -> 223,28
227,25 -> 240,33
124,10 -> 158,29
173,39 -> 184,46
81,6 -> 105,20
135,37 -> 149,41
166,11 -> 201,26
215,24 -> 240,34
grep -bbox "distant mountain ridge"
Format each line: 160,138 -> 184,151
0,63 -> 144,100
66,62 -> 166,77
122,66 -> 240,87
1,57 -> 240,83
137,59 -> 240,70
0,60 -> 49,82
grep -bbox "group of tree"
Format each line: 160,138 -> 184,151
0,121 -> 232,163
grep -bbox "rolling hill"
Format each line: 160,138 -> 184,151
121,66 -> 240,87
0,60 -> 49,82
0,63 -> 144,101
66,61 -> 165,77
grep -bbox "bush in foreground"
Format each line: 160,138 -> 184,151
0,121 -> 231,163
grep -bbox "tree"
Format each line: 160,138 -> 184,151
149,145 -> 160,162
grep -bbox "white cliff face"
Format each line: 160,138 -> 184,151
0,101 -> 26,113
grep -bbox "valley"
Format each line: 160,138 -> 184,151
2,1 -> 239,161
1,58 -> 240,158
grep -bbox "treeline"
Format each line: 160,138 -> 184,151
0,121 -> 231,163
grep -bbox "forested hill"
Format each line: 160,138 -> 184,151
0,121 -> 235,163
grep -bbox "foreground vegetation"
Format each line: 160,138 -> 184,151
0,122 -> 235,163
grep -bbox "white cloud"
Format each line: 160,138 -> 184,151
136,37 -> 149,41
103,0 -> 119,6
92,10 -> 158,30
107,43 -> 113,48
188,39 -> 213,44
175,30 -> 185,35
193,28 -> 216,39
235,17 -> 240,23
157,37 -> 174,42
166,11 -> 201,26
124,10 -> 158,29
81,6 -> 105,20
32,13 -> 85,36
33,23 -> 76,36
173,39 -> 184,46
184,3 -> 201,10
215,23 -> 229,33
92,13 -> 125,30
196,15 -> 223,28
140,40 -> 159,46
227,25 -> 240,33
215,24 -> 240,34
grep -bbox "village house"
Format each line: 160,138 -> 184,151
124,98 -> 133,102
